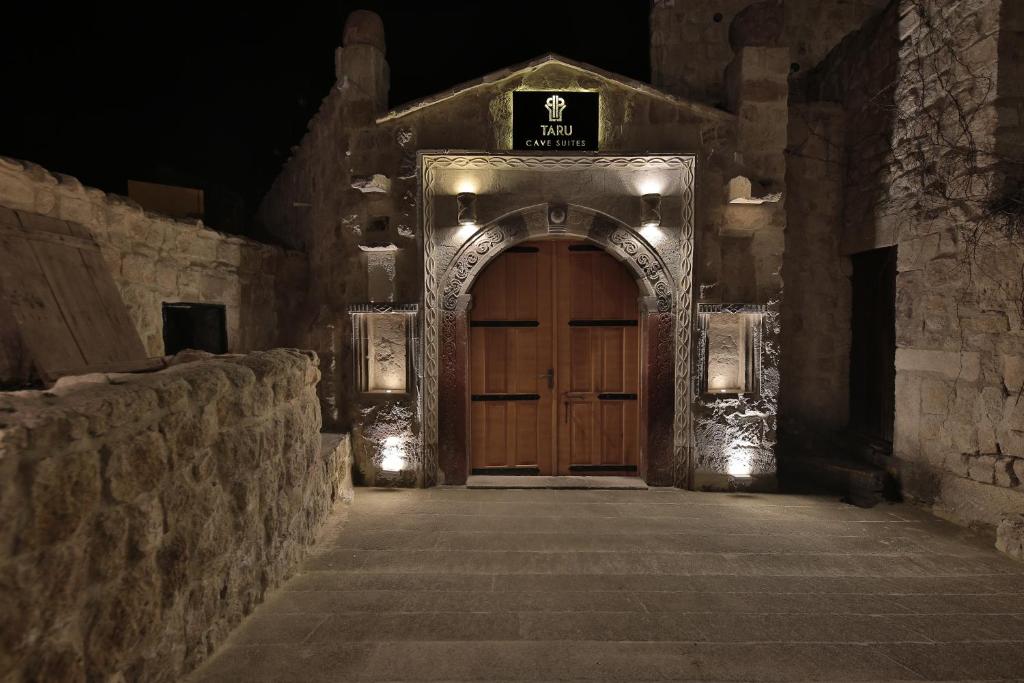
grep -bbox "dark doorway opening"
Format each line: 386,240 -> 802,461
849,247 -> 897,443
162,302 -> 228,355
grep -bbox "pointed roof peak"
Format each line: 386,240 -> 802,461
377,53 -> 734,123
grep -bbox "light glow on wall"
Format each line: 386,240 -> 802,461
640,224 -> 663,242
637,177 -> 666,196
380,436 -> 406,472
726,447 -> 753,478
707,313 -> 745,393
456,222 -> 478,240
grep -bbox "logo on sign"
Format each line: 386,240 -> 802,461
545,95 -> 566,122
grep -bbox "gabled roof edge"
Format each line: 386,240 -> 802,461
376,53 -> 735,124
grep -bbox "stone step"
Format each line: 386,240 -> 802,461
779,455 -> 886,508
465,475 -> 648,490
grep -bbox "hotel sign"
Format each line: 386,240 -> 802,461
513,91 -> 599,150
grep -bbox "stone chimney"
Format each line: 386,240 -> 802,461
335,10 -> 389,117
724,1 -> 788,189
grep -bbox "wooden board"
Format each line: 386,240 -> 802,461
0,210 -> 148,383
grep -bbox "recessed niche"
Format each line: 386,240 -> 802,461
162,302 -> 227,355
349,304 -> 418,395
696,303 -> 765,396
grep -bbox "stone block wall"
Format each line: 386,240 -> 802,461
0,157 -> 308,384
650,0 -> 887,106
780,103 -> 851,445
793,0 -> 1024,540
0,349 -> 350,681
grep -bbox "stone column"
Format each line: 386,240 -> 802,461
438,294 -> 473,485
711,21 -> 789,492
335,10 -> 389,119
725,46 -> 789,189
641,297 -> 677,487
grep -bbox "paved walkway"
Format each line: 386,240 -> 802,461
191,488 -> 1024,682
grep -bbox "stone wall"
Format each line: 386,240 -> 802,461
793,0 -> 1024,540
780,103 -> 851,444
650,0 -> 888,106
0,349 -> 351,681
0,157 -> 308,385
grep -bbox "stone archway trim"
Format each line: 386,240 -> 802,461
420,153 -> 696,486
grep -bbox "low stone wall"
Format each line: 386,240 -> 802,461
0,349 -> 351,681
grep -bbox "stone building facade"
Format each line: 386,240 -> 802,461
0,1 -> 1021,537
258,9 -> 792,490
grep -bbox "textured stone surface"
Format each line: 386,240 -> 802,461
651,0 -> 887,103
0,159 -> 307,373
191,488 -> 1024,681
795,0 -> 1023,533
997,514 -> 1024,561
728,1 -> 784,50
0,350 -> 351,682
781,102 -> 850,445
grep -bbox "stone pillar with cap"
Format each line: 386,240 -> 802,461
335,10 -> 389,119
724,1 -> 788,189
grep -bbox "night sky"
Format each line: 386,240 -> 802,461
1,3 -> 649,236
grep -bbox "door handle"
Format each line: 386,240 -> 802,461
538,368 -> 554,389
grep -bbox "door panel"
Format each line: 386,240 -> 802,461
469,244 -> 555,473
555,242 -> 640,475
468,240 -> 640,476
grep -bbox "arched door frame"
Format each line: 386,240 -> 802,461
420,153 -> 696,488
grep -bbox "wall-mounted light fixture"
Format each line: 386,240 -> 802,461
457,192 -> 477,227
641,193 -> 662,228
380,435 -> 407,472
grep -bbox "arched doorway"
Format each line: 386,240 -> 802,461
467,239 -> 641,476
422,155 -> 698,489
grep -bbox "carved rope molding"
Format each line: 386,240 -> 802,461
420,153 -> 696,486
676,158 -> 696,487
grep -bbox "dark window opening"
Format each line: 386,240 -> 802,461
849,247 -> 897,443
162,302 -> 228,355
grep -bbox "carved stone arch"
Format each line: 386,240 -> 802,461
438,203 -> 675,314
434,203 -> 680,485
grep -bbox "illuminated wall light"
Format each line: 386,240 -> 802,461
726,446 -> 753,478
640,193 -> 661,229
380,436 -> 406,472
457,192 -> 477,227
638,177 -> 665,196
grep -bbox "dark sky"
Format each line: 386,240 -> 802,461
1,3 -> 650,234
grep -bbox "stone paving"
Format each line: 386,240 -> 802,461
190,488 -> 1024,682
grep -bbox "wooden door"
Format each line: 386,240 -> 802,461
554,242 -> 640,475
469,243 -> 557,474
468,240 -> 640,476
